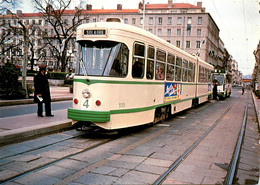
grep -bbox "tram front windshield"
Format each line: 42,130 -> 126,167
213,74 -> 224,85
76,40 -> 129,77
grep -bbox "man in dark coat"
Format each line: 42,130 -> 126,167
213,80 -> 219,100
34,66 -> 54,117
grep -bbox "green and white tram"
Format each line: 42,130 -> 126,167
67,18 -> 214,130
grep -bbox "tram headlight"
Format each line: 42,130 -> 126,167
82,89 -> 91,98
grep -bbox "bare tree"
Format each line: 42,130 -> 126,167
7,15 -> 41,98
33,0 -> 85,72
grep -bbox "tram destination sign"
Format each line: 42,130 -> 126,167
84,29 -> 106,36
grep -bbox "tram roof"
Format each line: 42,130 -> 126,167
77,21 -> 213,69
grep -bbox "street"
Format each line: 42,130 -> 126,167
0,87 -> 258,184
0,101 -> 72,118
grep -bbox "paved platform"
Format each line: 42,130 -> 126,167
0,86 -> 73,145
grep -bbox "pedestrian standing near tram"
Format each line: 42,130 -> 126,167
34,65 -> 54,117
242,84 -> 245,95
213,80 -> 219,100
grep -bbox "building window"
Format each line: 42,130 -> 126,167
38,28 -> 41,36
167,29 -> 171,36
158,29 -> 162,36
26,20 -> 29,25
93,18 -> 96,22
197,29 -> 201,36
86,19 -> 89,23
124,18 -> 128,24
149,29 -> 153,33
177,29 -> 181,36
132,18 -> 136,24
177,17 -> 182,25
149,17 -> 153,25
158,17 -> 163,25
187,29 -> 191,36
198,17 -> 202,24
44,29 -> 48,35
168,17 -> 172,24
176,41 -> 181,48
187,17 -> 192,24
38,39 -> 42,46
196,41 -> 201,48
186,41 -> 190,48
140,17 -> 143,25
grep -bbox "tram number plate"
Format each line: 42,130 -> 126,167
84,30 -> 106,35
119,103 -> 125,108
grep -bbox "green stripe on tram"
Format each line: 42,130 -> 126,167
68,94 -> 211,122
74,78 -> 210,86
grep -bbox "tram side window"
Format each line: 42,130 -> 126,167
199,66 -> 202,82
175,57 -> 182,81
193,65 -> 196,82
206,69 -> 211,83
208,70 -> 213,83
199,66 -> 205,82
166,53 -> 175,81
155,49 -> 166,80
205,69 -> 209,83
188,61 -> 194,82
182,60 -> 188,82
132,42 -> 145,78
147,46 -> 155,79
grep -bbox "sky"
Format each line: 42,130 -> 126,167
18,0 -> 260,76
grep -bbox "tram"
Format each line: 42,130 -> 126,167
212,71 -> 232,99
67,18 -> 214,130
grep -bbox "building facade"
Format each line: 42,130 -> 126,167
252,40 -> 260,91
0,1 -> 238,76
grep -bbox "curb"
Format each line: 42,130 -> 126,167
251,91 -> 260,131
0,120 -> 72,146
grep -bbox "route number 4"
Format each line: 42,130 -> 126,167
83,100 -> 90,108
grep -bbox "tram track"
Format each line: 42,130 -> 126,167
153,92 -> 247,185
0,128 -> 119,184
224,94 -> 248,184
0,90 -> 250,184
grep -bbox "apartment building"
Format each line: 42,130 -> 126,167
0,1 -> 232,73
252,40 -> 260,90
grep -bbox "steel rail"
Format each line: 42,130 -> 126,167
0,130 -> 118,185
224,95 -> 248,184
0,127 -> 97,160
153,96 -> 240,185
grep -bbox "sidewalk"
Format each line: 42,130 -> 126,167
251,91 -> 260,131
0,86 -> 73,146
